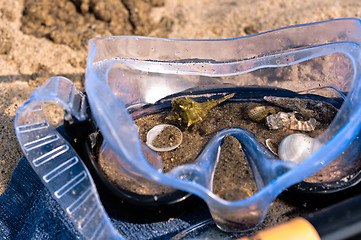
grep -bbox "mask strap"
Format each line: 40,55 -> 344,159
14,76 -> 122,240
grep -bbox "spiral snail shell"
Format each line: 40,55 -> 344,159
266,111 -> 318,131
248,106 -> 278,122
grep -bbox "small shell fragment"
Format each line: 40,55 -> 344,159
266,111 -> 318,131
265,139 -> 278,156
146,124 -> 183,152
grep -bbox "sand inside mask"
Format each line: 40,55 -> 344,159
98,100 -> 336,199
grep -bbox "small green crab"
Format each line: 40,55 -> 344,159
166,93 -> 235,127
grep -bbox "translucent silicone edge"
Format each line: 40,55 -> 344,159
14,76 -> 123,240
85,18 -> 361,230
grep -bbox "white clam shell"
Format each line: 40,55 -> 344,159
278,133 -> 320,164
146,124 -> 183,152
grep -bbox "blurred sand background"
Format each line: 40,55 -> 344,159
1,0 -> 361,196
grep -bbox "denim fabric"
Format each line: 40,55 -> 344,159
0,157 -> 82,240
0,156 -> 210,239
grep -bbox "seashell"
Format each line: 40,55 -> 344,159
289,114 -> 318,131
166,93 -> 235,127
265,139 -> 278,156
278,133 -> 318,164
146,124 -> 183,152
248,106 -> 278,122
264,96 -> 338,123
266,111 -> 318,132
266,112 -> 290,130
